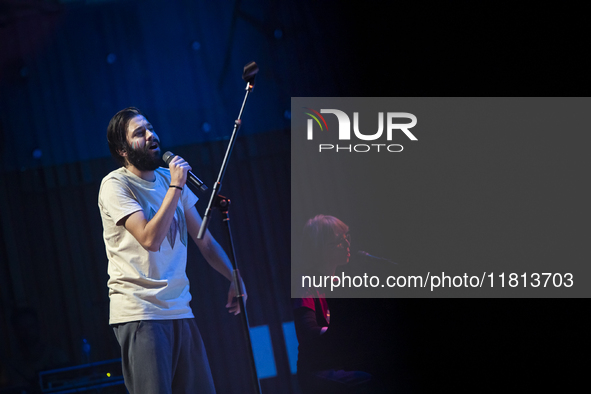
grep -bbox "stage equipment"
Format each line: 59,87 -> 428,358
357,250 -> 399,265
38,358 -> 125,393
197,61 -> 261,394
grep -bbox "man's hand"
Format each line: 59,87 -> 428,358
168,155 -> 191,187
226,277 -> 247,315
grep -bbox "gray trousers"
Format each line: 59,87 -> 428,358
113,319 -> 216,394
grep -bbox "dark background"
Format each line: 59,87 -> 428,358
288,4 -> 589,392
1,0 -> 588,393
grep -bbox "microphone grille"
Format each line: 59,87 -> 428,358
242,61 -> 259,81
163,151 -> 175,165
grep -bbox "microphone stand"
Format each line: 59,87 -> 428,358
197,62 -> 261,394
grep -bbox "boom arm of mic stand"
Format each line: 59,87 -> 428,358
197,81 -> 252,240
198,181 -> 220,240
194,79 -> 262,394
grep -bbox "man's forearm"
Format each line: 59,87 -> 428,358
200,238 -> 234,281
185,206 -> 236,282
126,188 -> 181,251
144,188 -> 182,250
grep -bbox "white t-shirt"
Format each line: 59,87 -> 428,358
98,167 -> 198,324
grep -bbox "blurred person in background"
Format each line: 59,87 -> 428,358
292,215 -> 383,394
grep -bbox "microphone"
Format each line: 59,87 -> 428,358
163,151 -> 208,193
356,251 -> 399,266
242,61 -> 259,85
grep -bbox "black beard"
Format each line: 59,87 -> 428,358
126,143 -> 161,171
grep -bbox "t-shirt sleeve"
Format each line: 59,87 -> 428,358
99,178 -> 143,225
181,185 -> 198,211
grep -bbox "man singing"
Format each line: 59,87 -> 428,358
98,107 -> 245,394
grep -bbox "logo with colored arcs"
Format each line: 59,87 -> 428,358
303,108 -> 328,132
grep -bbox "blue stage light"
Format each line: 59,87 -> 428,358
250,325 -> 277,379
282,321 -> 298,374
